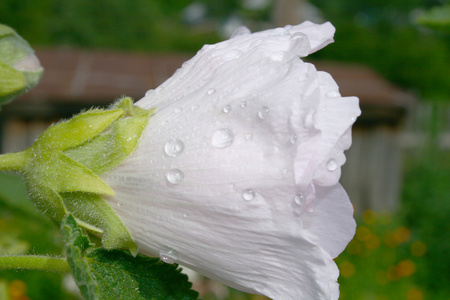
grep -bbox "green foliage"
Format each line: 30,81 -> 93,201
336,212 -> 428,299
62,214 -> 199,300
418,4 -> 450,33
0,0 -> 219,52
401,149 -> 450,298
0,174 -> 74,300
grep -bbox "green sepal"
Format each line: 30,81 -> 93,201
61,192 -> 138,255
33,109 -> 124,152
4,97 -> 153,253
28,151 -> 114,196
61,215 -> 199,300
64,98 -> 153,174
26,180 -> 68,222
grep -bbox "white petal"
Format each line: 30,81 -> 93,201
103,21 -> 359,299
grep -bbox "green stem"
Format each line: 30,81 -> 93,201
0,151 -> 27,172
0,255 -> 70,273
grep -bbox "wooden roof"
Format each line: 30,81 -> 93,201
7,48 -> 416,126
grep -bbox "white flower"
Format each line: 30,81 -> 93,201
102,21 -> 360,299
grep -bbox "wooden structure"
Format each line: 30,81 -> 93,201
0,48 -> 416,213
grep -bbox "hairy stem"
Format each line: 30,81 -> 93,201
0,255 -> 70,273
0,151 -> 27,172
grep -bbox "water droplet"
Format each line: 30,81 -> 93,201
304,112 -> 315,128
229,183 -> 235,190
326,91 -> 340,98
222,105 -> 232,113
350,116 -> 357,122
242,189 -> 255,201
258,106 -> 270,119
175,106 -> 183,113
240,101 -> 247,108
159,247 -> 178,264
191,105 -> 199,111
207,88 -> 216,95
117,202 -> 121,207
211,128 -> 234,148
166,169 -> 184,184
299,73 -> 309,82
145,89 -> 153,96
327,158 -> 338,171
245,133 -> 253,141
282,168 -> 288,174
294,194 -> 304,206
231,26 -> 251,38
271,28 -> 290,36
289,134 -> 297,144
183,213 -> 188,218
164,139 -> 185,157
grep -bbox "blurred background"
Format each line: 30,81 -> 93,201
0,0 -> 449,299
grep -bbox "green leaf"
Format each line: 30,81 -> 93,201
61,215 -> 199,300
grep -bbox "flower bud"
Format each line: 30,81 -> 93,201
0,24 -> 43,105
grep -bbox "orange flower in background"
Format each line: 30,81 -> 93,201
397,259 -> 416,277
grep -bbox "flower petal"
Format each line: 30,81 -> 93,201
103,21 -> 359,299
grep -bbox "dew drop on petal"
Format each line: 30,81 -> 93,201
159,247 -> 178,264
145,89 -> 153,96
166,169 -> 185,184
258,106 -> 270,119
117,202 -> 121,207
175,106 -> 183,113
327,158 -> 338,171
326,91 -> 340,98
240,101 -> 247,108
207,88 -> 216,95
245,133 -> 253,141
222,105 -> 232,113
282,168 -> 288,174
211,128 -> 234,148
304,112 -> 315,128
298,73 -> 309,82
231,26 -> 251,38
351,116 -> 357,122
271,28 -> 290,36
242,189 -> 255,201
289,134 -> 297,144
191,105 -> 199,111
164,139 -> 185,157
294,194 -> 304,206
